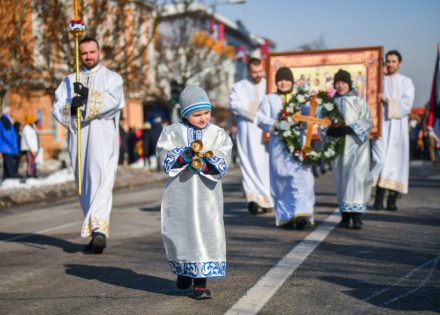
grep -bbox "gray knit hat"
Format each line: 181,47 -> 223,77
179,86 -> 212,118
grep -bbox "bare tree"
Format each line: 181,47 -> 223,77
154,0 -> 233,101
0,0 -> 157,99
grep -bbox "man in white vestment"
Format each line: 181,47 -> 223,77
257,67 -> 314,229
229,58 -> 274,214
53,37 -> 125,253
371,50 -> 415,211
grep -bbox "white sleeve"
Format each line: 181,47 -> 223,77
230,83 -> 256,122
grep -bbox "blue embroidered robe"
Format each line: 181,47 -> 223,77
156,122 -> 232,278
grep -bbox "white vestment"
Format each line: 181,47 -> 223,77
156,122 -> 232,278
332,92 -> 373,213
371,73 -> 415,194
257,93 -> 315,226
230,78 -> 273,208
53,65 -> 124,237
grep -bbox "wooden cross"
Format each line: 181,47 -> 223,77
291,96 -> 331,151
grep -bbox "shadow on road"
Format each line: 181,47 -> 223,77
0,232 -> 83,253
139,206 -> 160,212
321,273 -> 440,312
65,264 -> 183,296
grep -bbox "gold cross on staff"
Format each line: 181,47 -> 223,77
291,96 -> 331,151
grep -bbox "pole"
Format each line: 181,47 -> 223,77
68,1 -> 85,195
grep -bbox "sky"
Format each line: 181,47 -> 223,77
212,0 -> 440,107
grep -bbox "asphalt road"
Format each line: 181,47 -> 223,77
0,162 -> 439,315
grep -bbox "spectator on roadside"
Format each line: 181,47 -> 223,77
148,116 -> 164,171
21,113 -> 40,178
0,106 -> 19,180
118,116 -> 129,165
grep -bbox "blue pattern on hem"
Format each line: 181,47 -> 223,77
349,122 -> 368,144
339,202 -> 367,213
169,261 -> 226,278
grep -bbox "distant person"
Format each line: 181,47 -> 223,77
118,116 -> 129,165
0,106 -> 19,180
148,116 -> 164,171
257,67 -> 315,229
141,121 -> 151,169
156,86 -> 233,300
13,121 -> 22,176
53,36 -> 124,253
21,113 -> 40,178
371,50 -> 415,211
229,57 -> 274,214
326,70 -> 372,229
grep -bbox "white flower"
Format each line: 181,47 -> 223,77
316,98 -> 323,105
285,106 -> 294,114
287,116 -> 295,125
323,102 -> 334,111
298,154 -> 304,161
289,146 -> 294,153
278,120 -> 290,131
283,130 -> 292,137
324,148 -> 336,158
297,95 -> 306,103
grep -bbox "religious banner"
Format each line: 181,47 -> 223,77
266,46 -> 383,137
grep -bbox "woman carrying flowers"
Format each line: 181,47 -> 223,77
256,67 -> 314,229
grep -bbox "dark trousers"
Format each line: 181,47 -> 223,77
2,153 -> 18,180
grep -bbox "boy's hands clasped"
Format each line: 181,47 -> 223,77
181,140 -> 214,172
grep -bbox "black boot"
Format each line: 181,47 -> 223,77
247,202 -> 259,215
339,212 -> 351,228
176,275 -> 192,290
352,212 -> 363,229
193,278 -> 212,300
373,187 -> 386,210
84,232 -> 107,254
386,190 -> 398,211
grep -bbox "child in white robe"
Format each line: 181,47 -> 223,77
156,86 -> 233,300
326,69 -> 373,229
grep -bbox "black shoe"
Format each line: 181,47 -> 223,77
193,285 -> 212,300
386,190 -> 398,211
295,217 -> 307,230
352,213 -> 363,229
176,275 -> 192,290
84,232 -> 107,254
247,202 -> 259,215
261,207 -> 274,213
339,212 -> 351,228
373,187 -> 385,210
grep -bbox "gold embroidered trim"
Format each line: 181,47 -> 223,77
81,216 -> 110,237
389,98 -> 398,119
378,177 -> 408,194
245,192 -> 273,208
85,90 -> 102,121
63,104 -> 71,127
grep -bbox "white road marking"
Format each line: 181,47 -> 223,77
0,221 -> 81,244
225,209 -> 340,315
